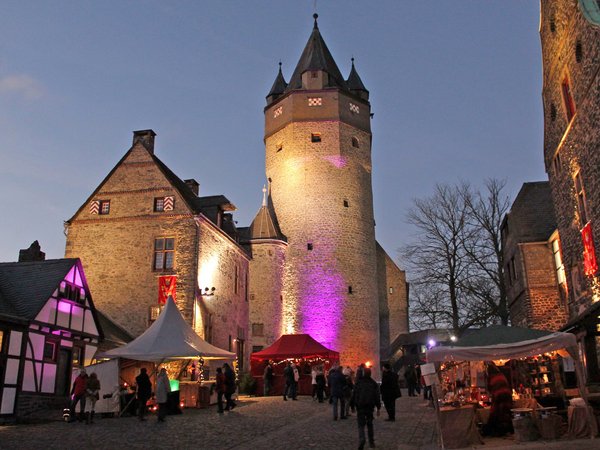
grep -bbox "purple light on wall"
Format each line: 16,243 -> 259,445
57,301 -> 71,314
323,155 -> 347,168
297,267 -> 345,351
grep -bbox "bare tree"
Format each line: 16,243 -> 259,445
402,180 -> 510,334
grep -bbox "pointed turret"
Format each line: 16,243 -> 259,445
346,58 -> 369,100
248,186 -> 286,241
284,14 -> 347,92
266,62 -> 288,105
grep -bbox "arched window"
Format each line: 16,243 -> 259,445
351,137 -> 359,148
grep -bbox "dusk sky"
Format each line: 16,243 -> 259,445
0,1 -> 545,268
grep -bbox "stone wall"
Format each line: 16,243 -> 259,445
247,240 -> 287,351
541,0 -> 600,314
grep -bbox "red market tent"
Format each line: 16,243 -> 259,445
251,333 -> 339,362
250,334 -> 339,396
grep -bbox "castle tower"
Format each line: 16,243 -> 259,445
264,15 -> 380,372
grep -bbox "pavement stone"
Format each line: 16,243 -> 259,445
0,393 -> 598,450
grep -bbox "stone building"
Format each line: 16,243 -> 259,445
501,182 -> 569,330
540,0 -> 600,382
64,131 -> 250,369
241,15 -> 409,375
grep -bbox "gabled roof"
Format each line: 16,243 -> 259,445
346,58 -> 368,93
67,140 -> 236,223
0,258 -> 78,320
505,181 -> 556,242
285,14 -> 347,93
95,309 -> 134,347
266,62 -> 288,99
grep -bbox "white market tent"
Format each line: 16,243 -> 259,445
426,326 -> 597,440
101,296 -> 235,361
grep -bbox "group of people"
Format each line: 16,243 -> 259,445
69,368 -> 100,424
215,363 -> 237,413
135,367 -> 171,422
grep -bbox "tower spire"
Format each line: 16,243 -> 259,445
346,57 -> 369,100
313,13 -> 319,29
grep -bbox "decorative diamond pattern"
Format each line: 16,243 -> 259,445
273,106 -> 283,118
308,97 -> 323,107
349,103 -> 360,114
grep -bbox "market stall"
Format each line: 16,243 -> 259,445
250,334 -> 339,396
426,326 -> 597,449
97,297 -> 235,412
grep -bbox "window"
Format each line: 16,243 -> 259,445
149,305 -> 162,322
343,200 -> 349,208
352,137 -> 359,148
43,341 -> 57,361
72,346 -> 81,366
348,286 -> 353,294
204,313 -> 213,343
99,200 -> 110,215
307,243 -> 313,251
389,287 -> 394,294
575,172 -> 589,225
311,133 -> 321,143
550,13 -> 556,32
550,103 -> 557,122
553,152 -> 562,174
59,281 -> 84,304
252,323 -> 264,337
234,265 -> 239,294
154,238 -> 175,270
576,41 -> 583,63
311,71 -> 318,78
154,197 -> 165,212
228,335 -> 232,352
561,76 -> 576,121
552,239 -> 567,285
276,144 -> 283,152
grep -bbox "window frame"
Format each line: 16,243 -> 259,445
153,237 -> 175,271
154,197 -> 165,212
561,74 -> 576,122
98,200 -> 111,215
311,133 -> 321,143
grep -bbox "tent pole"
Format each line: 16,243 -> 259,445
569,346 -> 597,439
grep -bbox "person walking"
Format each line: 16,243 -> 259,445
135,368 -> 152,421
155,367 -> 171,422
69,368 -> 88,422
215,367 -> 225,413
263,361 -> 274,397
223,363 -> 237,410
328,366 -> 347,420
404,364 -> 418,397
84,372 -> 100,424
351,367 -> 381,450
343,366 -> 354,417
380,363 -> 400,421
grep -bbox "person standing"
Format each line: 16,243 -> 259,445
328,366 -> 347,420
155,367 -> 171,422
135,368 -> 152,421
263,361 -> 274,397
69,368 -> 88,422
351,367 -> 381,450
315,366 -> 326,403
84,372 -> 100,424
405,364 -> 418,397
311,365 -> 318,400
223,363 -> 237,410
380,363 -> 400,421
343,366 -> 354,417
283,361 -> 294,401
291,362 -> 299,400
215,367 -> 225,413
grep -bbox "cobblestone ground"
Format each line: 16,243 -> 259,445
0,394 -> 598,450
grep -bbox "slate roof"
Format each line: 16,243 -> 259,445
95,309 -> 133,346
346,59 -> 368,93
247,204 -> 286,241
266,63 -> 288,99
285,15 -> 348,93
0,259 -> 78,320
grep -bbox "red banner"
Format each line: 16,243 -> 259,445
158,276 -> 177,304
582,222 -> 598,276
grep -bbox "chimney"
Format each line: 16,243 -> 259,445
184,179 -> 199,196
132,129 -> 156,153
19,241 -> 46,262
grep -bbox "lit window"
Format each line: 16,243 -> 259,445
311,133 -> 321,143
154,197 -> 165,212
389,287 -> 394,294
575,172 -> 589,225
552,239 -> 567,285
561,75 -> 576,121
352,137 -> 359,148
99,200 -> 110,215
154,238 -> 175,270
